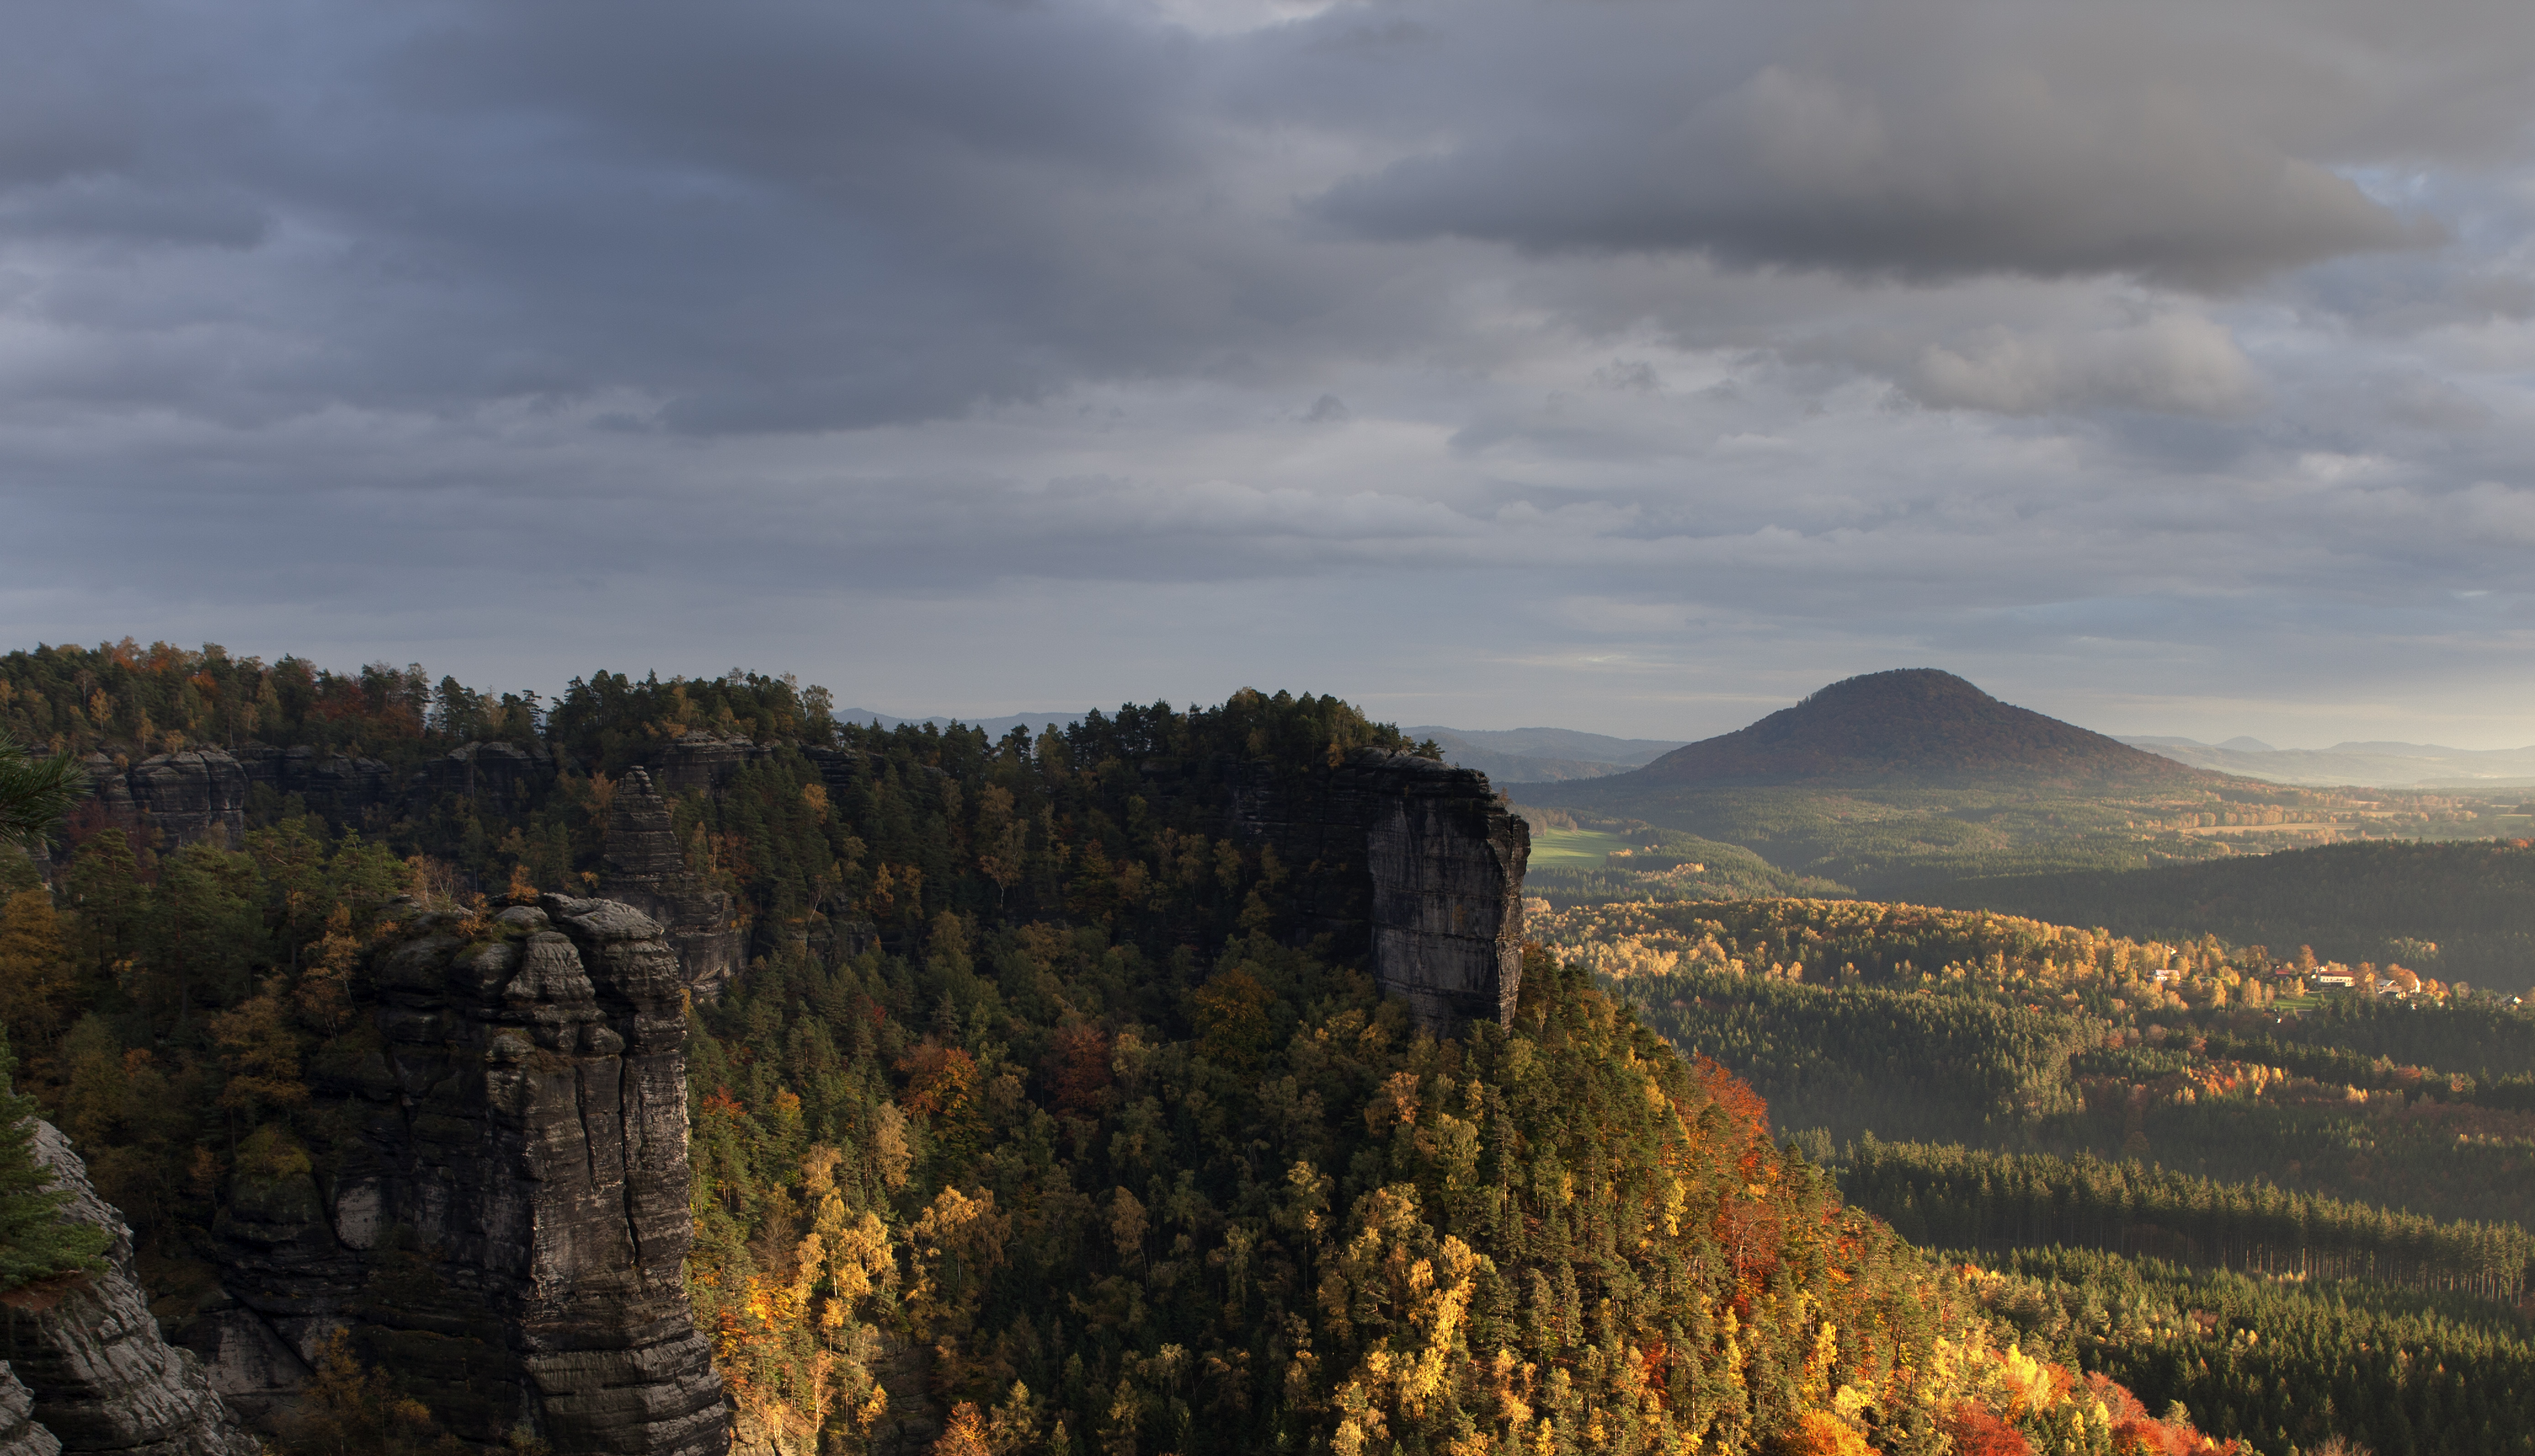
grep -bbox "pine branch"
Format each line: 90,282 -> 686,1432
0,730 -> 87,851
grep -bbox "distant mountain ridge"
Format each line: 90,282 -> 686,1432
1409,725 -> 1686,784
2120,735 -> 2535,788
1610,668 -> 2210,789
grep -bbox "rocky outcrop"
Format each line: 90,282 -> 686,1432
645,732 -> 773,799
74,750 -> 249,852
0,1364 -> 56,1456
73,740 -> 556,853
198,896 -> 730,1455
3,1122 -> 258,1456
233,745 -> 397,826
408,741 -> 559,807
1229,749 -> 1529,1031
600,767 -> 746,997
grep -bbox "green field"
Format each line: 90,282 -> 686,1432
1525,826 -> 1633,865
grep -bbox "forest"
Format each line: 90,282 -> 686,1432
1950,841 -> 2535,997
0,641 -> 2255,1456
1546,897 -> 2535,1454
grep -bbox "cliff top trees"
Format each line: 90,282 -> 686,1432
0,1033 -> 109,1293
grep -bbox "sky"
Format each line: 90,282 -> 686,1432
5,0 -> 2535,749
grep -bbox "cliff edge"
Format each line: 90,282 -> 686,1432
1230,748 -> 1529,1031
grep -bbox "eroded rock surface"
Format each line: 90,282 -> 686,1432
601,766 -> 747,997
200,896 -> 730,1455
645,732 -> 773,798
5,1122 -> 257,1456
74,750 -> 249,853
1230,749 -> 1529,1031
0,1364 -> 57,1456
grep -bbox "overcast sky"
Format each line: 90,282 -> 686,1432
6,0 -> 2534,747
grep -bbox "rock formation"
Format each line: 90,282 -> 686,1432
3,1122 -> 258,1456
0,1366 -> 53,1456
74,750 -> 249,853
1229,749 -> 1529,1031
69,740 -> 558,857
196,895 -> 730,1455
235,746 -> 398,826
409,740 -> 559,806
599,767 -> 746,997
644,731 -> 773,798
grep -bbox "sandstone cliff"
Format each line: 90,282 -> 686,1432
69,740 -> 558,857
600,767 -> 747,997
196,895 -> 729,1455
2,1121 -> 258,1456
1229,748 -> 1529,1031
75,750 -> 250,852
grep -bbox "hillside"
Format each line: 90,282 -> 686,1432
1617,669 -> 2212,790
1945,839 -> 2535,995
1518,670 -> 2505,895
4,642 -> 2258,1456
1561,892 -> 2535,1455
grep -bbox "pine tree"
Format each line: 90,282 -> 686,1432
0,1030 -> 110,1292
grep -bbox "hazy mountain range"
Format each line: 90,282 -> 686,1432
1404,726 -> 1687,783
838,697 -> 2535,793
2120,736 -> 2535,788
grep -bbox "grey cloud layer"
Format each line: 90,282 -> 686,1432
6,0 -> 2522,431
4,0 -> 2533,741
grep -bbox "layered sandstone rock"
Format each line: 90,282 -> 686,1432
409,740 -> 558,806
198,896 -> 730,1455
230,745 -> 396,825
1229,749 -> 1529,1031
645,732 -> 772,798
600,767 -> 746,997
4,1122 -> 258,1456
74,750 -> 249,852
0,1365 -> 55,1456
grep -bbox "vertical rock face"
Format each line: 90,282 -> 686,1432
243,747 -> 397,827
409,741 -> 559,806
0,1364 -> 58,1456
645,732 -> 773,799
200,896 -> 730,1456
1364,762 -> 1531,1030
74,750 -> 249,852
1229,749 -> 1529,1031
5,1122 -> 258,1456
600,767 -> 747,997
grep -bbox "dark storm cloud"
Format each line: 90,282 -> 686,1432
1308,0 -> 2457,289
5,0 -> 2515,435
